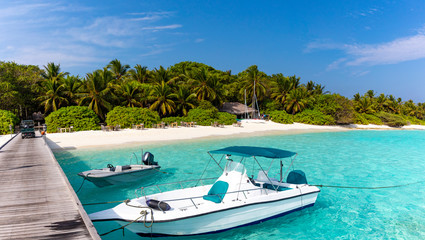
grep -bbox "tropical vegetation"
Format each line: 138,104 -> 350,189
44,106 -> 100,132
0,109 -> 19,135
1,60 -> 425,133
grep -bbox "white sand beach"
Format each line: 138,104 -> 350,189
45,122 -> 346,150
44,122 -> 425,150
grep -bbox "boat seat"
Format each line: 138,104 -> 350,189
203,181 -> 229,203
263,183 -> 291,191
114,165 -> 122,172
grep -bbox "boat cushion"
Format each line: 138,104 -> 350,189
263,183 -> 291,191
203,181 -> 229,203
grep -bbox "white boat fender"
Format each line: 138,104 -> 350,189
146,199 -> 171,211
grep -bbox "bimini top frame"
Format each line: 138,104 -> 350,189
207,146 -> 299,190
208,146 -> 296,159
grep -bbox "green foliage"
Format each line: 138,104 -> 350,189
197,100 -> 217,110
401,115 -> 425,125
293,109 -> 335,125
375,112 -> 407,127
269,110 -> 294,124
187,108 -> 218,126
263,100 -> 283,112
0,61 -> 43,119
186,104 -> 236,126
353,112 -> 369,125
0,110 -> 19,135
106,106 -> 160,128
45,106 -> 100,132
313,94 -> 354,124
217,112 -> 237,125
363,114 -> 383,125
353,113 -> 383,125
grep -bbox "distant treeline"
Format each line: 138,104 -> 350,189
0,60 -> 424,128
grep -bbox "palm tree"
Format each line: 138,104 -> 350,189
188,67 -> 218,102
353,93 -> 361,102
375,93 -> 388,112
37,78 -> 68,113
402,100 -> 417,117
108,59 -> 130,82
386,95 -> 398,113
62,75 -> 82,106
313,83 -> 327,95
41,62 -> 69,80
38,62 -> 69,113
355,97 -> 374,114
270,74 -> 292,106
366,90 -> 375,99
285,87 -> 310,114
129,64 -> 150,83
79,68 -> 114,120
288,75 -> 301,90
173,86 -> 197,116
151,66 -> 172,85
115,81 -> 145,107
239,65 -> 267,104
149,81 -> 176,117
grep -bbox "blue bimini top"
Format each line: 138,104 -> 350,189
209,146 -> 296,159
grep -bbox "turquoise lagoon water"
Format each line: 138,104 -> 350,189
55,130 -> 425,239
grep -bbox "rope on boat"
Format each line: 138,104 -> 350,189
82,199 -> 129,206
99,209 -> 153,236
99,200 -> 154,236
76,177 -> 86,193
76,173 -> 91,193
313,179 -> 425,189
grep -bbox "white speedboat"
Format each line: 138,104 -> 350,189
78,152 -> 160,187
89,146 -> 319,236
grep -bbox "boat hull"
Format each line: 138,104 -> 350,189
122,191 -> 318,236
79,167 -> 160,187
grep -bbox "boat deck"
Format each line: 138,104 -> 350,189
0,133 -> 100,239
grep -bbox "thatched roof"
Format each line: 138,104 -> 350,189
220,102 -> 255,115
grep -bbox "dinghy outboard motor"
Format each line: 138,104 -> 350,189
286,170 -> 308,184
146,199 -> 171,211
143,152 -> 158,165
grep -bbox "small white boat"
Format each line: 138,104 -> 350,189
78,152 -> 160,187
89,146 -> 319,236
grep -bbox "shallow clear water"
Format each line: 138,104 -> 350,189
55,130 -> 425,239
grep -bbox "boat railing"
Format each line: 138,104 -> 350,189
135,179 -> 284,211
135,177 -> 217,199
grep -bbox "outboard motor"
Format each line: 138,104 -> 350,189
143,152 -> 158,165
286,170 -> 308,184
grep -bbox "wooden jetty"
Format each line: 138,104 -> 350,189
0,133 -> 100,239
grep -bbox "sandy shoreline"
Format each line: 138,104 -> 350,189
43,122 -> 425,151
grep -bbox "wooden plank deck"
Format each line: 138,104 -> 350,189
0,133 -> 100,240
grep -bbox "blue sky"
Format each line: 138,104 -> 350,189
2,0 -> 425,102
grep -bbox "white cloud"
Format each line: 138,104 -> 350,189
195,38 -> 205,43
308,32 -> 425,69
142,24 -> 182,31
0,1 -> 185,71
346,34 -> 425,66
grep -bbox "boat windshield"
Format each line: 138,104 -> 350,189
224,161 -> 246,175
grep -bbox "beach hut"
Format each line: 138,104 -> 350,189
220,102 -> 256,119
